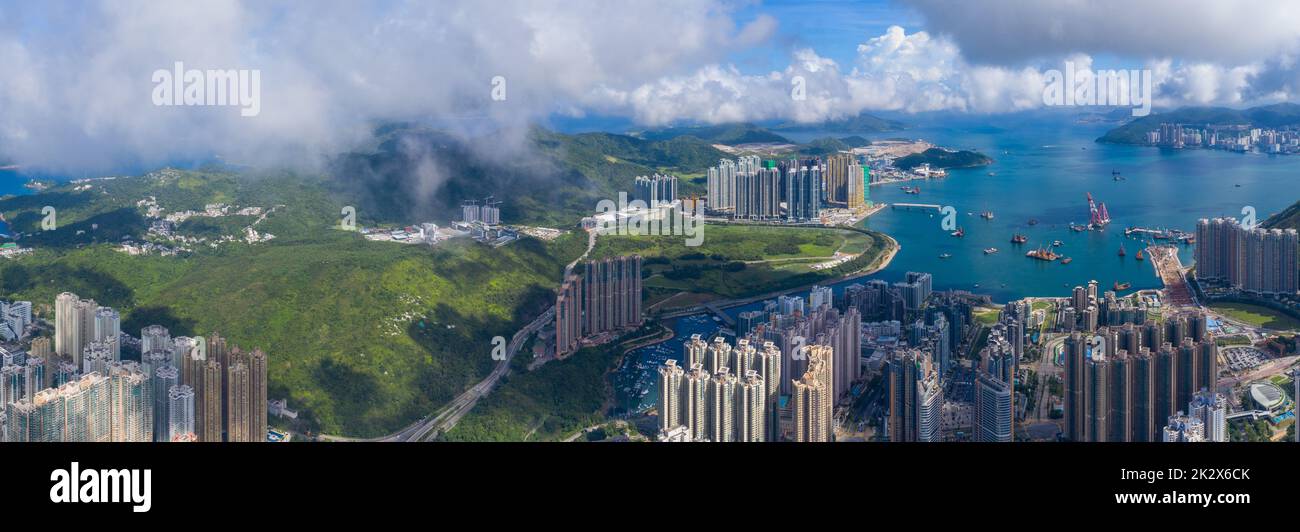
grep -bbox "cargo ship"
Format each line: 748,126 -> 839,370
1026,247 -> 1059,261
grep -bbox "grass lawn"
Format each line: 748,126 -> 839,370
1210,302 -> 1300,331
590,224 -> 889,300
973,307 -> 1000,325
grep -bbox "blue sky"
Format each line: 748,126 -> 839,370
730,0 -> 923,70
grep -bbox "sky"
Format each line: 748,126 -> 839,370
2,0 -> 1300,172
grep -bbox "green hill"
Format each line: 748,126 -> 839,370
1097,103 -> 1300,144
894,148 -> 993,170
1263,199 -> 1300,231
774,112 -> 906,134
0,167 -> 591,437
330,126 -> 726,228
799,137 -> 852,156
635,123 -> 792,145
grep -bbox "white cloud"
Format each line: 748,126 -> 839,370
0,0 -> 775,172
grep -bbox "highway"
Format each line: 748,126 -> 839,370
408,307 -> 554,441
317,307 -> 553,442
320,229 -> 599,442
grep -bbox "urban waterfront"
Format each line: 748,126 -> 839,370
616,117 -> 1300,416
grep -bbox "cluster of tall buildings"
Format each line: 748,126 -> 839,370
0,300 -> 32,341
1057,280 -> 1152,332
704,153 -> 867,222
555,256 -> 644,357
633,174 -> 678,207
656,336 -> 782,442
1146,123 -> 1300,154
461,197 -> 501,226
657,282 -> 872,442
972,306 -> 1028,442
1161,390 -> 1227,442
706,156 -> 782,219
1063,312 -> 1218,442
823,153 -> 867,209
735,288 -> 861,400
54,292 -> 121,368
886,349 -> 942,442
877,283 -> 1014,443
1195,217 -> 1299,296
1,291 -> 268,442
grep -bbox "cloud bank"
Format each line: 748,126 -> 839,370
2,0 -> 1300,173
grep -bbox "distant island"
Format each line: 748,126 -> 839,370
633,123 -> 793,145
893,147 -> 993,171
772,112 -> 906,134
1097,103 -> 1300,154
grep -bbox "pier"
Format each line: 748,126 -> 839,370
1147,245 -> 1197,306
890,203 -> 942,211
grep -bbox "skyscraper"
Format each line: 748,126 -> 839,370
248,348 -> 268,442
55,292 -> 97,367
656,359 -> 684,435
1196,217 -> 1299,295
141,324 -> 172,357
682,363 -> 710,442
168,384 -> 196,441
107,361 -> 152,442
792,345 -> 833,442
227,361 -> 251,442
707,369 -> 736,442
94,306 -> 121,360
974,372 -> 1013,442
201,359 -> 223,442
152,365 -> 179,442
555,256 -> 643,357
1187,389 -> 1227,443
633,173 -> 678,207
5,372 -> 112,442
735,370 -> 766,442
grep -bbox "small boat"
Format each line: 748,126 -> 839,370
939,253 -> 952,259
980,211 -> 995,220
1061,257 -> 1073,264
1011,234 -> 1028,244
1027,219 -> 1039,226
951,227 -> 965,237
987,171 -> 996,176
1114,281 -> 1131,291
984,247 -> 999,255
1118,244 -> 1126,257
1052,240 -> 1063,247
1136,249 -> 1145,261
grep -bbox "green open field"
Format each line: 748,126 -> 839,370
1210,302 -> 1300,331
973,307 -> 1000,325
588,224 -> 888,302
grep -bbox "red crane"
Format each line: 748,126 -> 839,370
1087,192 -> 1110,227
